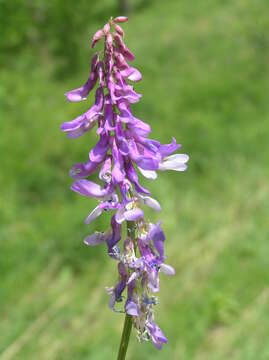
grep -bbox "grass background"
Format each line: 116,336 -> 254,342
1,0 -> 269,359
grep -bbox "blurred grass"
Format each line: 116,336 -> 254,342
0,0 -> 269,359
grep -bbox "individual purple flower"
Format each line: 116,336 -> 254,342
61,87 -> 104,138
71,179 -> 114,199
69,159 -> 100,179
65,53 -> 99,102
61,16 -> 189,351
146,316 -> 168,350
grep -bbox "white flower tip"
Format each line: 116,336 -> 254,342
84,206 -> 102,224
159,153 -> 189,172
65,93 -> 87,102
141,196 -> 162,212
160,263 -> 176,276
173,164 -> 188,172
138,167 -> 158,180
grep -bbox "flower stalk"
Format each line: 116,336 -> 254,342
117,314 -> 132,360
117,220 -> 135,359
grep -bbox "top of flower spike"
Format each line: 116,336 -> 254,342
91,16 -> 128,49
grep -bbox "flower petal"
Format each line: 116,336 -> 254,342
71,180 -> 112,199
65,54 -> 99,102
124,208 -> 144,221
85,206 -> 103,224
159,137 -> 181,158
160,263 -> 176,276
84,232 -> 106,246
89,133 -> 109,163
159,154 -> 189,171
69,160 -> 99,179
139,195 -> 161,212
138,167 -> 157,180
125,301 -> 139,316
115,207 -> 126,224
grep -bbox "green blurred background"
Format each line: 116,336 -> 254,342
1,0 -> 269,359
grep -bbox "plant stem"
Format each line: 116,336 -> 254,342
117,221 -> 136,360
117,314 -> 133,360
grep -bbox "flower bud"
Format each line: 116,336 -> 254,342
106,33 -> 113,50
115,52 -> 129,69
114,16 -> 128,23
103,22 -> 110,35
91,29 -> 104,48
123,47 -> 135,61
114,33 -> 124,48
114,24 -> 124,36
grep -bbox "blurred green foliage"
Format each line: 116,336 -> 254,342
0,0 -> 118,72
0,0 -> 143,71
1,0 -> 269,359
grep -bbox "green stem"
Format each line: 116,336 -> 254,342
117,314 -> 133,360
117,221 -> 136,360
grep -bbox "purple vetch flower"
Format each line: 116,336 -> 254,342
61,87 -> 104,138
120,66 -> 142,82
136,193 -> 162,212
146,316 -> 168,350
125,280 -> 139,316
159,154 -> 189,171
84,194 -> 119,225
84,231 -> 109,246
71,179 -> 114,199
61,16 -> 189,351
115,206 -> 144,224
89,132 -> 109,163
65,53 -> 99,102
69,159 -> 100,179
159,263 -> 176,276
106,215 -> 122,253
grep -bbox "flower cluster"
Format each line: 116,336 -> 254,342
61,16 -> 189,350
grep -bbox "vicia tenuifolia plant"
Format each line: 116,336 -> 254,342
61,16 -> 189,358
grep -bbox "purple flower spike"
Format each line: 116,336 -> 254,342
61,16 -> 189,350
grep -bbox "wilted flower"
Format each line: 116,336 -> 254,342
61,16 -> 188,350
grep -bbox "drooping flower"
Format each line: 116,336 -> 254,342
61,16 -> 189,349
